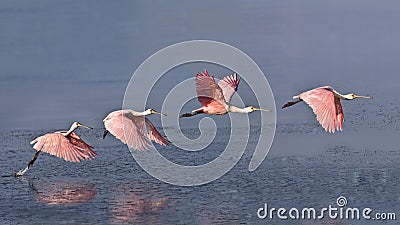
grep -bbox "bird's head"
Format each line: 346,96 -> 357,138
343,93 -> 373,100
245,106 -> 271,113
71,121 -> 93,130
146,108 -> 167,116
66,121 -> 93,135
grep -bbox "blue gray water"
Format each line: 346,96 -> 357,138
1,115 -> 399,224
1,0 -> 400,224
2,96 -> 400,224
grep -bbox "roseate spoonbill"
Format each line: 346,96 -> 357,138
102,109 -> 169,150
282,86 -> 372,133
180,70 -> 270,117
15,122 -> 97,176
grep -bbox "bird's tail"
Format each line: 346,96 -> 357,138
282,99 -> 302,109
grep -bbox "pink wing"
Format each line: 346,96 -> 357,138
103,110 -> 169,150
298,86 -> 344,133
217,73 -> 240,103
335,97 -> 344,131
67,133 -> 98,159
30,132 -> 97,162
145,118 -> 170,146
103,110 -> 151,150
196,70 -> 227,114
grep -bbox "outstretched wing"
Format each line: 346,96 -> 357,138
68,133 -> 98,159
299,86 -> 344,133
217,73 -> 240,103
145,118 -> 169,146
103,110 -> 152,150
196,70 -> 227,112
103,110 -> 169,150
30,132 -> 97,162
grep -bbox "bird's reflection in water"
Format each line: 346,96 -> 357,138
29,180 -> 97,206
194,207 -> 240,225
109,182 -> 170,224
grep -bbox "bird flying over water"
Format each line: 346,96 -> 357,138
15,122 -> 97,176
180,70 -> 270,117
282,86 -> 372,133
103,109 -> 169,150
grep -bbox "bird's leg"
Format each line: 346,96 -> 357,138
102,130 -> 109,139
14,151 -> 41,176
180,112 -> 196,118
282,99 -> 302,109
180,109 -> 204,118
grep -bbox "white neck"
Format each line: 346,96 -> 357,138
229,105 -> 250,113
65,124 -> 78,136
332,90 -> 348,100
131,109 -> 151,117
342,94 -> 355,100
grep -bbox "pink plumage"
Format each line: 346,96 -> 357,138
103,110 -> 169,150
195,70 -> 241,115
283,85 -> 372,133
218,72 -> 241,102
15,122 -> 96,176
30,131 -> 97,162
297,86 -> 344,133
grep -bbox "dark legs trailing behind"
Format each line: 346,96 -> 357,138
180,109 -> 204,118
282,99 -> 302,109
15,151 -> 41,176
102,130 -> 109,139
